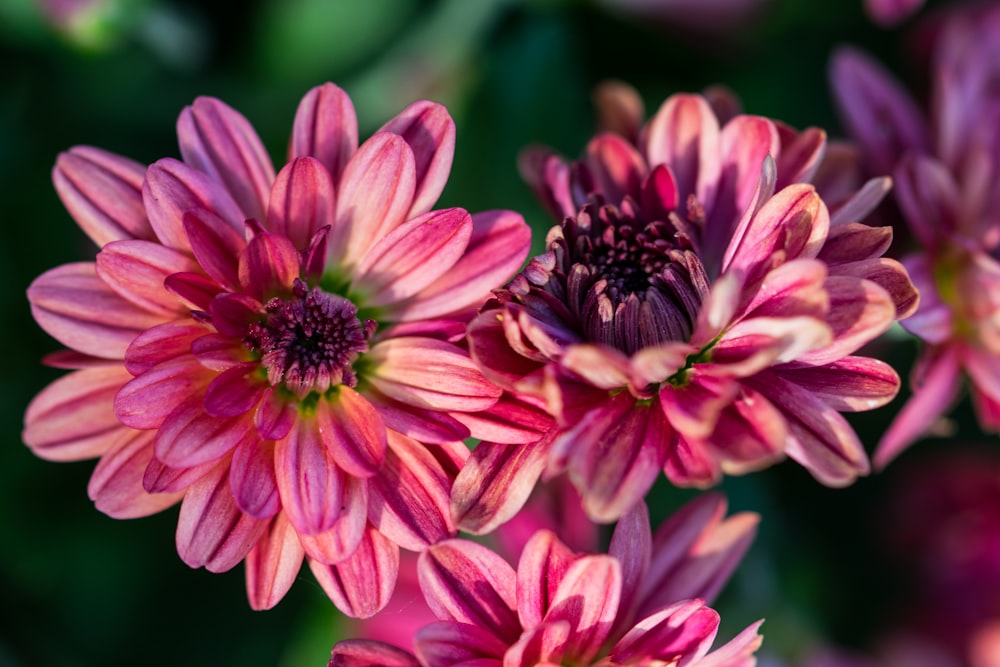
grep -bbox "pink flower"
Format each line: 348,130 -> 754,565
830,7 -> 1000,466
454,84 -> 917,530
863,0 -> 925,27
23,83 -> 530,613
330,493 -> 763,667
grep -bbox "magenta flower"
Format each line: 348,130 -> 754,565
830,7 -> 1000,466
23,83 -> 530,613
863,0 -> 925,27
330,493 -> 762,667
454,85 -> 917,529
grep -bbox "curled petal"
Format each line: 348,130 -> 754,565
583,133 -> 646,204
796,276 -> 895,365
245,513 -> 305,611
53,146 -> 152,245
178,96 -> 275,223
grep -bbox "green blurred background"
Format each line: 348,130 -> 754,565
0,0 -> 991,665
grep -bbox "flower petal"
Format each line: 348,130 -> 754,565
368,431 -> 456,550
178,96 -> 275,223
353,208 -> 473,307
331,132 -> 416,270
23,365 -> 134,461
777,357 -> 899,412
238,230 -> 302,300
414,621 -> 508,667
154,396 -> 256,468
275,415 -> 345,535
176,463 -> 269,572
419,539 -> 520,641
317,387 -> 387,478
267,156 -> 336,250
115,356 -> 212,429
28,262 -> 166,359
644,93 -> 721,212
516,529 -> 575,629
310,525 -> 400,618
182,208 -> 246,290
297,476 -> 368,563
125,321 -> 206,375
229,437 -> 280,519
290,82 -> 359,183
245,512 -> 305,610
610,599 -> 720,665
331,639 -> 419,667
88,429 -> 183,518
53,146 -> 152,245
379,100 -> 455,217
543,554 -> 622,664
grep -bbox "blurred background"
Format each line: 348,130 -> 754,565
1,0 -> 996,665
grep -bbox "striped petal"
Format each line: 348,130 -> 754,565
88,429 -> 183,518
290,82 -> 358,182
275,416 -> 345,535
245,513 -> 305,610
310,525 -> 400,618
267,156 -> 336,250
379,100 -> 456,217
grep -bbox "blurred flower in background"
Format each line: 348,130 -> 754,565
830,1 -> 1000,466
863,0 -> 925,26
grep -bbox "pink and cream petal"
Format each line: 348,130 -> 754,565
418,539 -> 520,641
154,396 -> 256,468
244,513 -> 305,610
125,321 -> 207,375
367,431 -> 456,550
229,437 -> 280,519
331,639 -> 419,667
176,462 -> 269,572
543,555 -> 621,664
317,387 -> 387,478
114,356 -> 213,429
331,132 -> 416,270
267,156 -> 336,250
582,133 -> 646,204
379,100 -> 456,217
52,145 -> 152,245
23,365 -> 134,461
414,621 -> 508,667
182,208 -> 246,290
88,429 -> 182,518
290,82 -> 358,182
297,477 -> 368,564
237,231 -> 302,300
796,276 -> 895,365
275,416 -> 345,535
610,600 -> 720,665
516,529 -> 575,629
310,525 -> 400,618
177,96 -> 275,223
776,357 -> 899,412
28,262 -> 167,360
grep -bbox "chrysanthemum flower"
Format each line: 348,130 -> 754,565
830,8 -> 1000,466
454,85 -> 917,529
23,83 -> 530,613
330,493 -> 762,667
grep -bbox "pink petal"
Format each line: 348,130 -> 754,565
777,357 -> 900,412
352,208 -> 473,307
331,639 -> 419,667
23,365 -> 134,461
142,456 -> 217,494
310,525 -> 400,618
738,258 -> 828,321
368,431 -> 456,550
274,415 -> 345,535
143,158 -> 246,252
418,539 -> 520,642
608,502 -> 652,626
316,387 -> 387,478
796,276 -> 895,365
163,271 -> 224,311
238,230 -> 301,300
875,345 -> 962,468
176,463 -> 269,572
267,156 -> 336,250
28,262 -> 166,359
367,388 -> 471,444
639,495 -> 759,614
518,146 -> 576,220
330,132 -> 416,270
559,344 -> 633,390
114,356 -> 212,429
379,100 -> 456,217
706,389 -> 788,473
516,529 -> 576,629
583,132 -> 646,204
245,513 -> 305,610
182,208 -> 246,290
154,396 -> 256,468
290,82 -> 359,183
367,337 -> 502,413
502,620 -> 571,667
450,393 -> 552,445
543,555 -> 622,664
709,115 -> 782,247
297,476 -> 368,563
203,363 -> 264,418
209,292 -> 264,338
893,154 -> 962,247
751,372 -> 870,486
899,254 -> 952,343
610,599 -> 720,664
694,620 -> 764,667
88,429 -> 183,518
566,397 -> 670,523
827,176 -> 892,227
643,93 -> 721,213
229,437 -> 280,518
177,96 -> 275,223
124,321 -> 207,375
711,315 -> 833,374
659,373 -> 737,441
594,80 -> 645,143
254,386 -> 297,440
775,124 -> 826,190
829,47 -> 928,176
52,146 -> 152,245
414,621 -> 508,667
391,209 -> 530,321
451,437 -> 551,536
836,257 -> 918,322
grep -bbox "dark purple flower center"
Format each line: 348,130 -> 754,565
560,198 -> 709,355
245,278 -> 376,396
